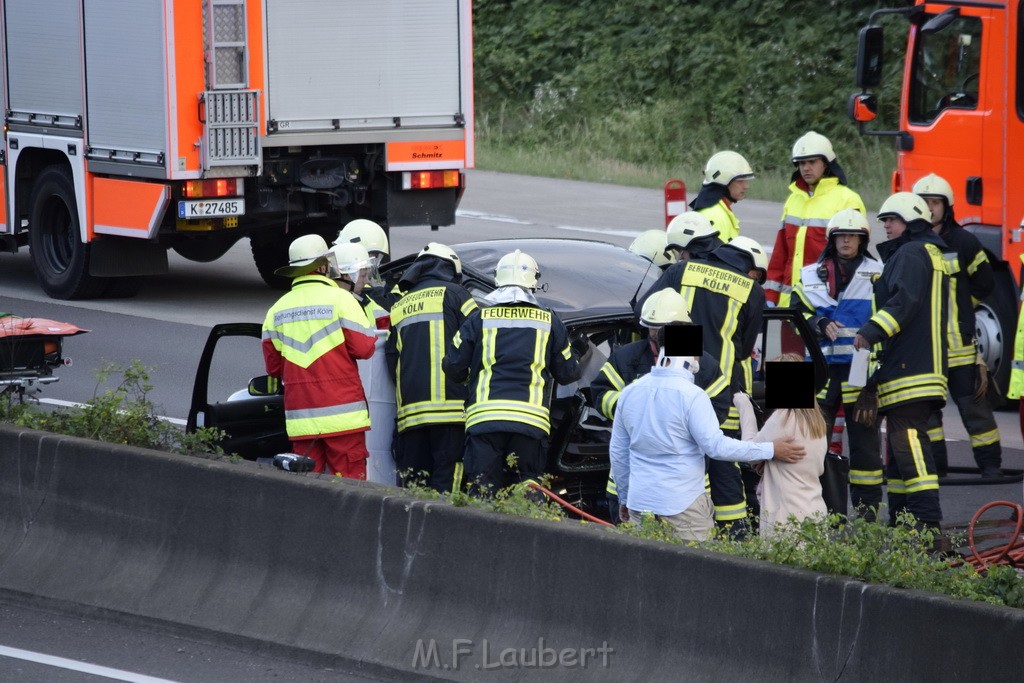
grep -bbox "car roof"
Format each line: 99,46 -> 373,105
391,238 -> 663,323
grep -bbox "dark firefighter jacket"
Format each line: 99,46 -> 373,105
590,338 -> 730,422
858,228 -> 951,411
636,253 -> 765,428
385,258 -> 478,432
938,218 -> 994,367
442,301 -> 581,439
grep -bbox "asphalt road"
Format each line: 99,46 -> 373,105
0,599 -> 386,682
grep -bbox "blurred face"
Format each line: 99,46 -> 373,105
883,216 -> 907,240
798,158 -> 827,186
354,267 -> 370,292
727,177 -> 750,201
924,197 -> 945,226
834,234 -> 861,258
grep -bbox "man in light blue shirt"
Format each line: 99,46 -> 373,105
610,326 -> 806,541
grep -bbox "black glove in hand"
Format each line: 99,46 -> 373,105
852,375 -> 879,426
570,331 -> 590,356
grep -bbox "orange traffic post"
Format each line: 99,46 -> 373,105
664,179 -> 687,228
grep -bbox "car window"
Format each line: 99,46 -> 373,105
208,334 -> 267,402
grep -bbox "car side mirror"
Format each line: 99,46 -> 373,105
248,375 -> 282,396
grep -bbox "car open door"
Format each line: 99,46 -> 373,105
186,323 -> 289,459
754,308 -> 829,404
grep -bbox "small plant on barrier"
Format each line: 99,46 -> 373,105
0,360 -> 226,458
400,467 -> 565,523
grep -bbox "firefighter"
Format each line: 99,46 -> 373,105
854,192 -> 950,528
385,243 -> 478,492
913,174 -> 1002,479
765,132 -> 866,308
664,211 -> 723,262
688,151 -> 755,241
793,208 -> 883,517
334,218 -> 394,329
261,234 -> 377,478
443,250 -> 583,494
628,229 -> 676,270
636,236 -> 768,533
591,288 -> 728,522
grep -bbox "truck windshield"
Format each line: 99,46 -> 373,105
908,15 -> 982,125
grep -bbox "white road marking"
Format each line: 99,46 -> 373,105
0,645 -> 178,682
38,398 -> 187,426
456,209 -> 533,225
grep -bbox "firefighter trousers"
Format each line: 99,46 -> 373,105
883,401 -> 942,524
395,424 -> 464,493
464,431 -> 545,496
926,363 -> 1001,475
711,426 -> 749,528
819,367 -> 883,514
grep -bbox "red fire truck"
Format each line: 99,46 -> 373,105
0,0 -> 473,299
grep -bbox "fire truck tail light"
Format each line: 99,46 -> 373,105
183,178 -> 242,198
402,170 -> 461,190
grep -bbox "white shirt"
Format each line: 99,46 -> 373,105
610,363 -> 774,516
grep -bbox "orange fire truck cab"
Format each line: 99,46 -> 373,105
850,0 -> 1022,398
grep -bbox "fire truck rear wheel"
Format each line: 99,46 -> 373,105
28,166 -> 106,300
250,234 -> 291,291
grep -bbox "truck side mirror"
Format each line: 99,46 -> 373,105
848,93 -> 878,123
856,25 -> 884,88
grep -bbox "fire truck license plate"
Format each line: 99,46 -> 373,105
177,199 -> 245,219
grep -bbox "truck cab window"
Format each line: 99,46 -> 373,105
908,16 -> 982,125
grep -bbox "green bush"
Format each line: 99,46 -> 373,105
0,360 -> 226,458
474,0 -> 912,204
617,511 -> 1024,609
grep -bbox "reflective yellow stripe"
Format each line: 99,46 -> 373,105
530,326 -> 546,406
888,478 -> 907,494
878,385 -> 947,409
466,401 -> 552,433
780,224 -> 808,308
931,269 -> 943,374
903,473 -> 940,492
926,426 -> 944,442
704,473 -> 711,492
967,249 -> 988,275
849,469 -> 883,486
606,474 -> 617,495
714,501 -> 748,522
452,462 -> 464,492
872,309 -> 900,337
478,326 -> 497,404
907,428 -> 927,478
970,428 -> 1000,448
286,401 -> 369,438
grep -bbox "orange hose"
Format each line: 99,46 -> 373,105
526,482 -> 615,527
963,501 -> 1024,572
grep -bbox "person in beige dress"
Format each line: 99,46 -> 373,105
735,354 -> 828,537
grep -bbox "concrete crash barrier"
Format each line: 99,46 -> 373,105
1,424 -> 1022,681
